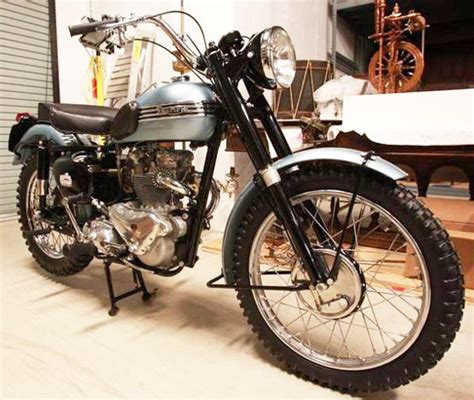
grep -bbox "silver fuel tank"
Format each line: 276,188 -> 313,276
117,76 -> 220,143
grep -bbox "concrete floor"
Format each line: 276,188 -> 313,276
1,219 -> 473,399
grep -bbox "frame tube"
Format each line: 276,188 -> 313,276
185,126 -> 223,266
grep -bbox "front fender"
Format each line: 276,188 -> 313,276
221,147 -> 407,284
12,123 -> 79,165
274,147 -> 407,181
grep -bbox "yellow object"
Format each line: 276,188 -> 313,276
132,39 -> 142,63
87,55 -> 105,105
94,55 -> 105,106
88,55 -> 106,145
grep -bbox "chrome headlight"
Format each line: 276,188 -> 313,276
249,27 -> 296,90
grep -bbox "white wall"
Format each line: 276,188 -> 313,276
56,0 -> 357,101
55,0 -> 357,231
55,0 -> 95,103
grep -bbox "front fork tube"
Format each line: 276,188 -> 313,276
37,141 -> 49,211
209,51 -> 328,285
256,102 -> 331,281
263,180 -> 329,284
251,91 -> 333,249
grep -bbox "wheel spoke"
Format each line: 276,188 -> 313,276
365,282 -> 416,323
359,284 -> 422,313
301,202 -> 338,247
365,289 -> 389,351
361,309 -> 377,354
319,209 -> 379,247
294,295 -> 313,349
26,169 -> 72,259
324,320 -> 337,355
305,313 -> 361,358
358,308 -> 404,343
363,241 -> 407,275
365,275 -> 422,314
336,313 -> 357,359
250,189 -> 429,370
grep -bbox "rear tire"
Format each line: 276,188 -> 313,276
230,164 -> 464,393
17,155 -> 88,276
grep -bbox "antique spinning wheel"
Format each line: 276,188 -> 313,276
368,41 -> 424,93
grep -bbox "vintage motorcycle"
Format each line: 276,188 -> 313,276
8,12 -> 464,393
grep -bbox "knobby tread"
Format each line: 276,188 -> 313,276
17,154 -> 87,276
229,164 -> 464,393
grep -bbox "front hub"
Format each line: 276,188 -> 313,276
292,248 -> 366,320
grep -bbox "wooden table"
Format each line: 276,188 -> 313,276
316,130 -> 474,200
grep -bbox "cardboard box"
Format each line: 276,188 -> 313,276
418,197 -> 474,288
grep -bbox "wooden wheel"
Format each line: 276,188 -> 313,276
368,41 -> 424,93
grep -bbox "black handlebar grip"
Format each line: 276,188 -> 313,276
69,18 -> 118,37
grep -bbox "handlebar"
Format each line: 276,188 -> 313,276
69,14 -> 200,69
69,17 -> 119,37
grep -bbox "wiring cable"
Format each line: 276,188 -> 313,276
151,10 -> 208,51
133,37 -> 208,84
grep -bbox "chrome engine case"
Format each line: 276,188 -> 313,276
84,219 -> 126,256
109,203 -> 187,268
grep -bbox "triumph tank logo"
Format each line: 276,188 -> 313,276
138,101 -> 219,121
59,173 -> 73,187
168,105 -> 186,113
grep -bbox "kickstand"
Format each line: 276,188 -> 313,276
103,261 -> 156,316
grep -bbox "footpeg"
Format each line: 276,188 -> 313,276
25,228 -> 52,236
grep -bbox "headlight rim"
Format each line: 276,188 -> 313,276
260,28 -> 276,86
259,26 -> 296,90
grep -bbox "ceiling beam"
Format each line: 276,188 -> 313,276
329,0 -> 372,11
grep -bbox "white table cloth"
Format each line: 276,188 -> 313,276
332,89 -> 474,146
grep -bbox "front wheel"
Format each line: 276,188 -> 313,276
230,164 -> 464,393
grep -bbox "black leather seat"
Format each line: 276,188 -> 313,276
38,102 -> 139,139
39,103 -> 118,135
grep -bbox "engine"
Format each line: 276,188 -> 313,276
81,144 -> 196,269
122,144 -> 195,207
107,202 -> 187,267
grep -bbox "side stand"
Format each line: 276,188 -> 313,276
103,261 -> 156,316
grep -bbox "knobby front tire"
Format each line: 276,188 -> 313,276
229,164 -> 464,393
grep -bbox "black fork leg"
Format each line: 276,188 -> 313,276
264,183 -> 328,282
250,89 -> 334,252
209,50 -> 328,284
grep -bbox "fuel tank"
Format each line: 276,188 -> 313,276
117,76 -> 220,143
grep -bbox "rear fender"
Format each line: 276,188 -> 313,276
12,123 -> 80,165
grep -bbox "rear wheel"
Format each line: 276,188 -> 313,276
17,155 -> 88,276
230,165 -> 464,393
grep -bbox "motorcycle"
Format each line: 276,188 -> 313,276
8,11 -> 464,393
